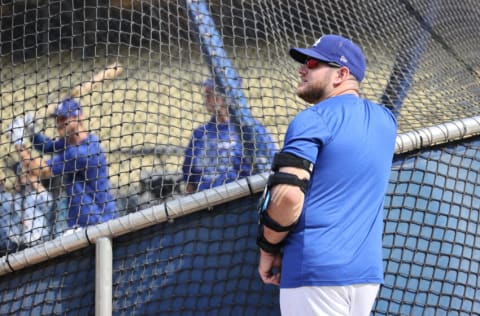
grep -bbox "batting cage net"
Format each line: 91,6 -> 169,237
0,0 -> 479,315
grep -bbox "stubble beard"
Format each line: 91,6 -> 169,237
297,83 -> 325,104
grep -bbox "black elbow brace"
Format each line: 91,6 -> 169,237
256,152 -> 313,234
257,172 -> 309,233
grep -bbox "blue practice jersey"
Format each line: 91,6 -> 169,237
183,117 -> 277,192
280,94 -> 397,288
183,118 -> 251,192
34,133 -> 117,227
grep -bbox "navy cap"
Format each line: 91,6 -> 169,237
289,34 -> 367,82
52,98 -> 82,118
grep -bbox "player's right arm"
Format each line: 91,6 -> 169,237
262,166 -> 310,244
257,164 -> 310,286
257,150 -> 313,286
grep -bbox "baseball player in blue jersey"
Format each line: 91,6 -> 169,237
256,34 -> 397,315
182,78 -> 277,193
9,98 -> 117,230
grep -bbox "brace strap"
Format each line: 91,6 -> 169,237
256,225 -> 283,254
272,152 -> 314,174
268,172 -> 309,193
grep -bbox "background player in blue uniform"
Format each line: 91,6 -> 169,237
256,34 -> 397,315
8,98 -> 117,230
183,78 -> 277,193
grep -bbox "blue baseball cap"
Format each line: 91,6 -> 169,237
52,98 -> 82,117
289,34 -> 367,82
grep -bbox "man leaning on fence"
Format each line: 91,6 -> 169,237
6,98 -> 117,233
256,34 -> 397,315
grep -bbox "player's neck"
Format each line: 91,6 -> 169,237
326,81 -> 360,100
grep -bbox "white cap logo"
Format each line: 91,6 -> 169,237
340,56 -> 348,63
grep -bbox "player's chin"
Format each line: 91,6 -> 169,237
297,88 -> 312,103
297,80 -> 308,89
297,81 -> 312,94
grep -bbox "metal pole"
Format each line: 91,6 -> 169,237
95,237 -> 113,316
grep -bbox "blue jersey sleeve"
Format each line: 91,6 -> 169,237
182,127 -> 204,185
48,143 -> 88,177
32,133 -> 66,153
48,152 -> 66,176
182,138 -> 194,183
253,122 -> 278,172
282,108 -> 330,163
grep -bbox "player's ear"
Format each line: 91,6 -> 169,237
332,66 -> 351,85
339,67 -> 351,80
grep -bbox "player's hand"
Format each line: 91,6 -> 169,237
258,249 -> 282,286
23,111 -> 39,137
6,117 -> 26,146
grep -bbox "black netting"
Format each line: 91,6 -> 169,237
0,136 -> 479,314
0,0 -> 479,314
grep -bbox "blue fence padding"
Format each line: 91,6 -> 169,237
377,138 -> 480,315
0,247 -> 96,315
0,138 -> 479,315
111,195 -> 280,315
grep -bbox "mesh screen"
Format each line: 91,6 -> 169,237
380,137 -> 480,315
0,0 -> 479,314
0,139 -> 479,314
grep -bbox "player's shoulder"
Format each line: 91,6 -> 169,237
292,105 -> 327,126
364,99 -> 398,127
87,133 -> 100,141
